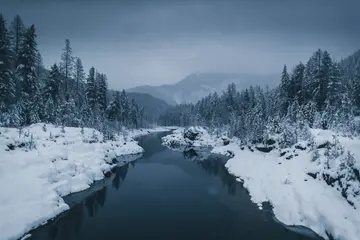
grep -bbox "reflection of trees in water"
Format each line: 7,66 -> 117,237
96,187 -> 107,207
30,201 -> 85,240
183,148 -> 211,161
84,186 -> 108,217
183,148 -> 198,159
112,163 -> 130,190
184,149 -> 238,196
29,161 -> 134,239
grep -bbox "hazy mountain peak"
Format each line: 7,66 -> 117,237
128,72 -> 278,105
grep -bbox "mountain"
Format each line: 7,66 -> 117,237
127,73 -> 279,105
127,92 -> 169,120
107,90 -> 169,121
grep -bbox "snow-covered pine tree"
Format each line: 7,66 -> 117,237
107,90 -> 121,122
290,62 -> 305,105
279,65 -> 291,116
28,91 -> 42,124
79,100 -> 92,127
119,89 -> 130,126
8,15 -> 25,103
8,14 -> 25,70
59,98 -> 78,127
327,62 -> 342,108
129,98 -> 139,128
17,24 -> 39,125
316,50 -> 332,111
86,67 -> 96,109
43,97 -> 56,123
0,14 -> 14,111
60,39 -> 74,99
303,50 -> 322,107
74,57 -> 85,106
35,51 -> 43,81
45,64 -> 61,103
18,25 -> 37,98
96,73 -> 108,113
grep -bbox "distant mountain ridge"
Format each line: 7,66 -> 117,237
127,92 -> 169,120
127,73 -> 278,105
107,90 -> 169,121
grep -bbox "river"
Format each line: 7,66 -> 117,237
28,131 -> 323,240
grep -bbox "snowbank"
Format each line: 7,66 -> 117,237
0,124 -> 170,240
162,127 -> 225,149
162,127 -> 360,240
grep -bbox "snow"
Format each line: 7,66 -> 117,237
0,124 -> 171,240
162,126 -> 221,148
162,127 -> 360,240
20,234 -> 31,240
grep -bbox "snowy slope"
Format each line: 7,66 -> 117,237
162,127 -> 360,240
0,124 -> 171,240
128,73 -> 278,105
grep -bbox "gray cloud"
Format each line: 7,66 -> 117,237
1,0 -> 359,89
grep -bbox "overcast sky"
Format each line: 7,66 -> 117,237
1,0 -> 360,89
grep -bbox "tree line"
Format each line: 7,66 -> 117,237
159,49 -> 360,147
0,14 -> 144,135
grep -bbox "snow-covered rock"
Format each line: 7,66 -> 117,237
0,124 -> 170,240
161,127 -> 360,240
162,126 -> 224,149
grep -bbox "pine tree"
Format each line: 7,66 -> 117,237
8,14 -> 25,69
304,49 -> 322,107
96,73 -> 108,112
0,14 -> 14,110
59,98 -> 78,126
80,100 -> 92,126
279,65 -> 291,115
316,50 -> 332,110
107,91 -> 121,122
60,39 -> 74,99
327,62 -> 342,108
119,89 -> 130,126
129,98 -> 139,128
17,25 -> 38,99
44,97 -> 56,123
302,100 -> 317,127
28,91 -> 42,124
74,57 -> 85,105
35,51 -> 43,80
86,67 -> 96,109
45,64 -> 61,103
290,62 -> 305,104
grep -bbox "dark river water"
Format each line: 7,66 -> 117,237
28,132 -> 323,240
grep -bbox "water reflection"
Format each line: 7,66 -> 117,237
28,132 -> 323,240
183,148 -> 211,161
182,147 -> 237,195
112,164 -> 129,190
84,186 -> 107,217
28,159 -> 133,240
198,157 -> 237,196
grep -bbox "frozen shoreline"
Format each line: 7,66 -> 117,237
162,127 -> 360,240
0,124 -> 171,240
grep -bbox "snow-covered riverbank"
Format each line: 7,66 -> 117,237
0,124 -> 171,240
162,127 -> 360,240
